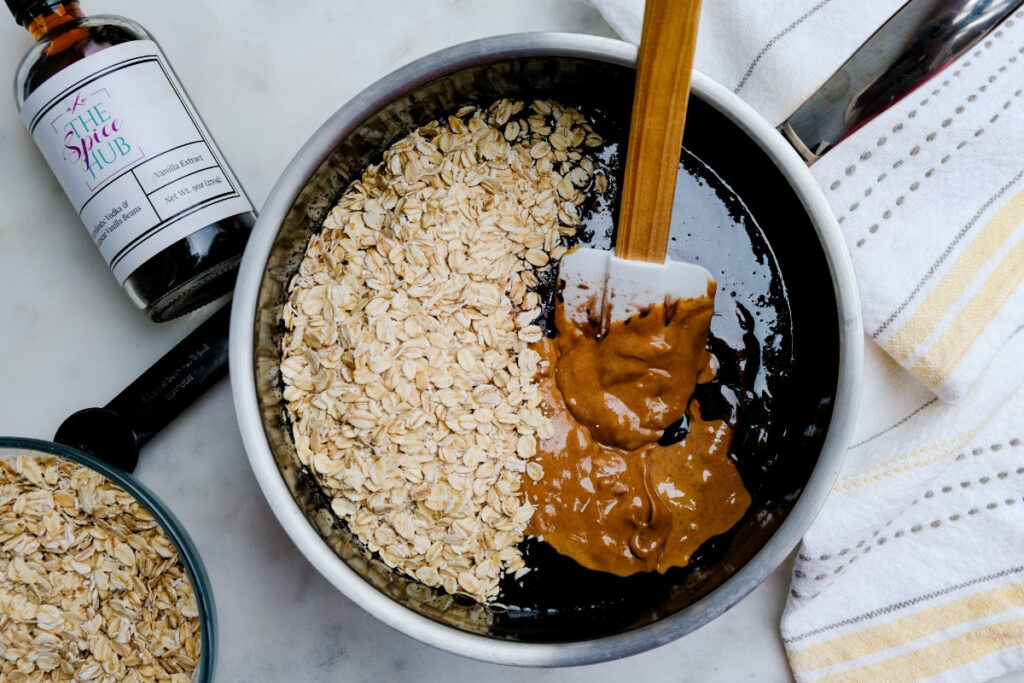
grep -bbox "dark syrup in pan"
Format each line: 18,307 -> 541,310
490,144 -> 794,639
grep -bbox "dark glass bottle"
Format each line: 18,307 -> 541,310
9,0 -> 254,321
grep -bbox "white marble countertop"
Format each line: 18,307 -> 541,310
0,1 -> 801,680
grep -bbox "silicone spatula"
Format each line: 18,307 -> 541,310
559,0 -> 714,329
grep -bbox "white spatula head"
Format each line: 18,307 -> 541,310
559,246 -> 715,329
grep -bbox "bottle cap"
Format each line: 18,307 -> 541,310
6,0 -> 64,25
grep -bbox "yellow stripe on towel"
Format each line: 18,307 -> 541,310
910,235 -> 1024,389
814,616 -> 1024,683
833,430 -> 976,491
789,582 -> 1024,678
884,186 -> 1024,364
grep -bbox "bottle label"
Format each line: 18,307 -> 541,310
20,40 -> 253,284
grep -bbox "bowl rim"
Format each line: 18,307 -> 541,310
229,31 -> 863,666
0,436 -> 217,680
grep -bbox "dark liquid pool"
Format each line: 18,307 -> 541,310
490,146 -> 794,639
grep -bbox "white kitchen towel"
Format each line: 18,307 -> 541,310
782,340 -> 1024,683
587,1 -> 1024,681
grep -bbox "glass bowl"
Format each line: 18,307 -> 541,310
0,436 -> 216,681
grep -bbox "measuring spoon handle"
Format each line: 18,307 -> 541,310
54,302 -> 231,472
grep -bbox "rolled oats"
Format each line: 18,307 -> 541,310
0,454 -> 201,682
282,98 -> 604,601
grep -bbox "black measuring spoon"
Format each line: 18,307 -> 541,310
54,303 -> 231,472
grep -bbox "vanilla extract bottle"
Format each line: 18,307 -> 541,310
9,0 -> 254,321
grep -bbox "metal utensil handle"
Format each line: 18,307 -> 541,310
54,302 -> 231,472
779,0 -> 1023,163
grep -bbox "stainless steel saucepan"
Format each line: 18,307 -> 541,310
227,2 -> 1018,665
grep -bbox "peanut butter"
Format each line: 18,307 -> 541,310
524,292 -> 751,576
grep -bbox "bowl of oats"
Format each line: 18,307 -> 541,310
229,33 -> 861,664
0,437 -> 215,681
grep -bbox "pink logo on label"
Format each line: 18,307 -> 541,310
66,92 -> 86,115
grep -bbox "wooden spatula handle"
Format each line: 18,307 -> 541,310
616,0 -> 702,263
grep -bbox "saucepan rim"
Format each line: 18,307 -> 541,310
229,32 -> 863,666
